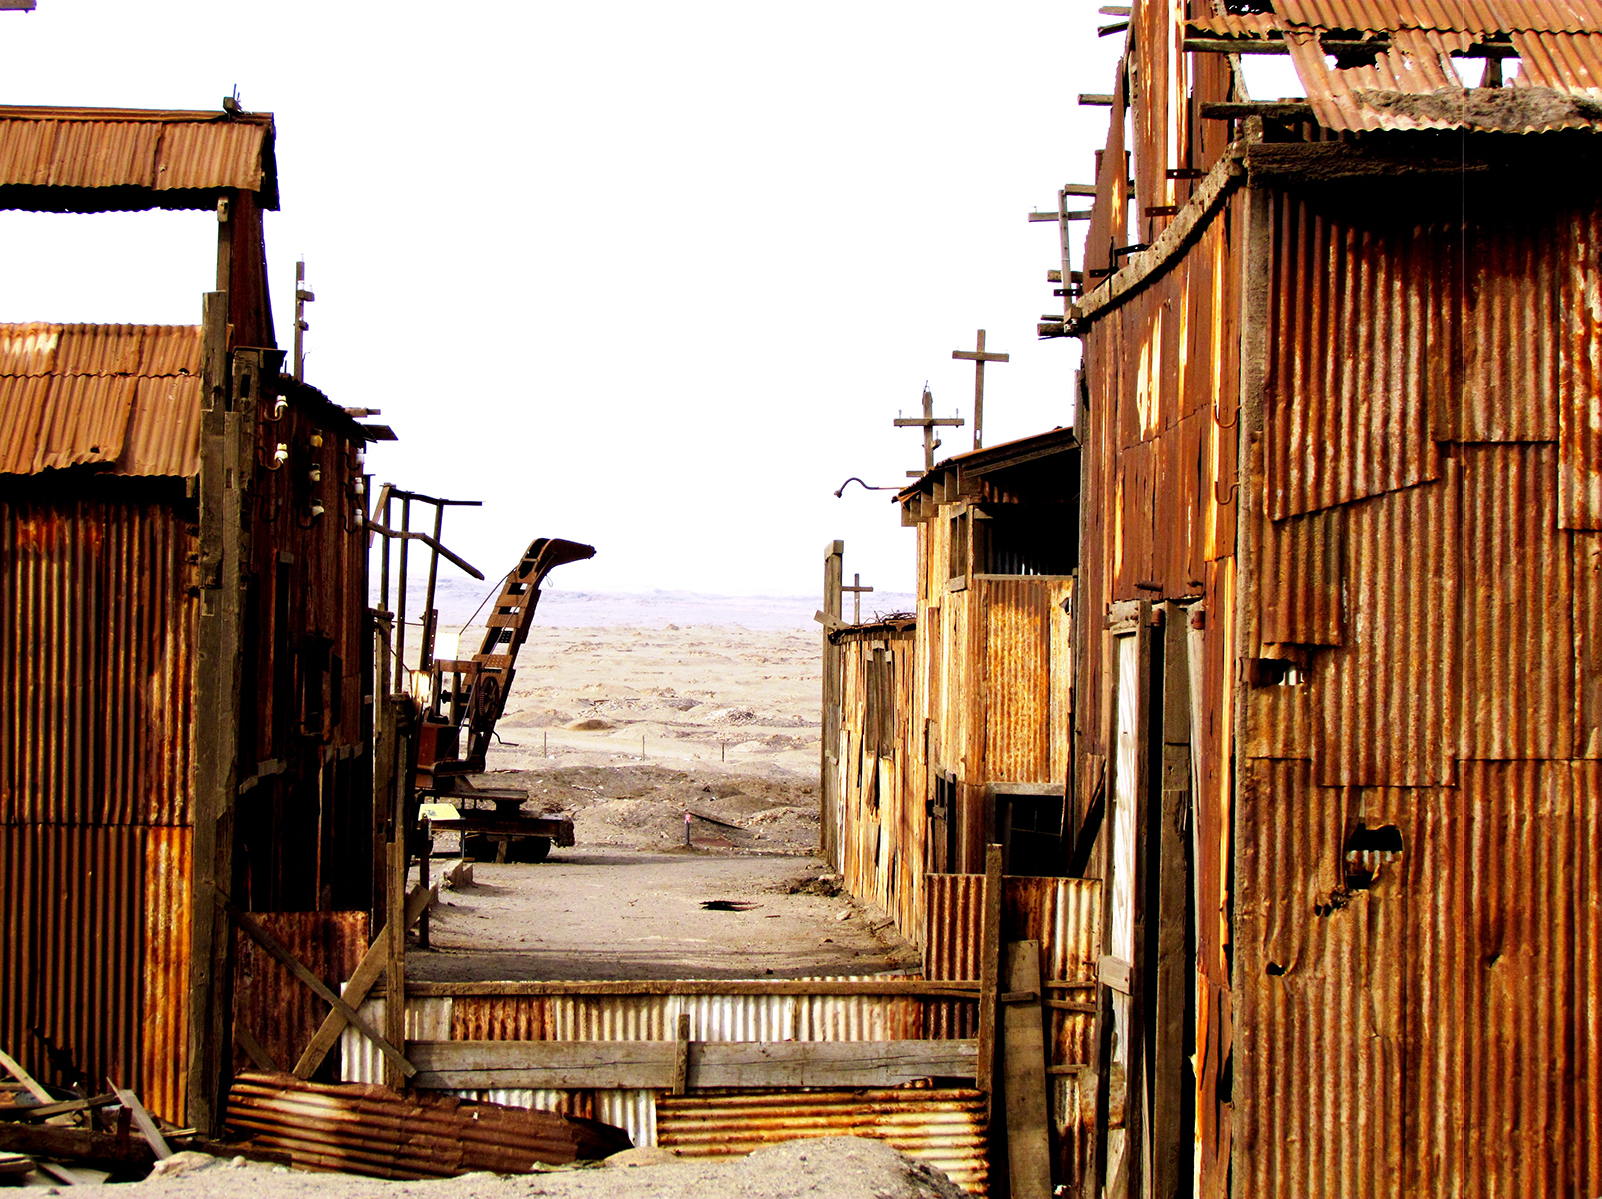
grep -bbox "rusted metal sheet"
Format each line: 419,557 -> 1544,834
451,995 -> 551,1041
923,869 -> 1098,1186
1575,532 -> 1602,756
1267,194 -> 1443,519
0,824 -> 146,1101
232,911 -> 368,1076
1397,759 -> 1602,1198
0,324 -> 202,477
979,577 -> 1054,783
1244,681 -> 1313,760
1273,0 -> 1602,33
656,1088 -> 989,1196
1235,758 -> 1405,1199
1559,204 -> 1602,530
141,826 -> 191,1124
1457,444 -> 1573,759
1260,509 -> 1342,646
0,322 -> 199,377
1237,756 -> 1602,1198
0,107 -> 275,202
0,493 -> 197,824
1313,467 -> 1458,787
1434,215 -> 1563,444
225,1072 -> 630,1178
1512,27 -> 1602,90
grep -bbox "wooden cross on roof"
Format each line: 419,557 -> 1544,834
893,387 -> 964,477
843,573 -> 873,625
952,330 -> 1008,450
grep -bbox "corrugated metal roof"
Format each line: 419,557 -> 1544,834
0,105 -> 276,207
1274,0 -> 1602,32
0,323 -> 201,477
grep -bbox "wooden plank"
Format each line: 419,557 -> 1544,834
976,843 -> 1003,1111
220,894 -> 415,1078
1002,941 -> 1052,1199
410,1039 -> 979,1092
0,1094 -> 117,1123
107,1082 -> 171,1160
187,293 -> 245,1138
385,707 -> 410,1089
1071,146 -> 1245,331
405,978 -> 982,999
0,1123 -> 153,1174
233,1019 -> 281,1073
672,1013 -> 690,1096
292,884 -> 434,1079
821,541 -> 845,866
0,1050 -> 52,1105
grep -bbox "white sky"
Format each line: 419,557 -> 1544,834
0,2 -> 1125,598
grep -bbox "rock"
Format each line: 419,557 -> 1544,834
567,717 -> 616,731
147,1151 -> 216,1178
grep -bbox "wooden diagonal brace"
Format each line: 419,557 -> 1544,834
219,891 -> 417,1079
291,885 -> 433,1079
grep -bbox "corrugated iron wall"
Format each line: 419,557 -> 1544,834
923,874 -> 1100,1189
977,576 -> 1074,785
657,1089 -> 990,1196
342,981 -> 938,1164
0,487 -> 196,1122
237,397 -> 372,915
0,490 -> 196,825
1233,190 -> 1602,1196
231,910 -> 367,1076
833,626 -> 923,944
1077,182 -> 1242,1197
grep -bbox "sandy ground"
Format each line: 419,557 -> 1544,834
482,623 -> 823,778
414,849 -> 919,981
407,622 -> 920,980
26,1137 -> 967,1198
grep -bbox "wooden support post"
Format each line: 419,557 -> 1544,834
371,611 -> 394,933
1150,603 -> 1195,1198
977,843 -> 1004,1111
187,296 -> 251,1137
820,541 -> 844,867
672,1013 -> 691,1096
1002,941 -> 1052,1199
385,701 -> 412,1089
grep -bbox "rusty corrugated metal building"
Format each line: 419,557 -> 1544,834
0,105 -> 379,1130
1061,1 -> 1602,1194
823,430 -> 1093,1190
897,430 -> 1080,883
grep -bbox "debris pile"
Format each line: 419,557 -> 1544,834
226,1072 -> 632,1180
